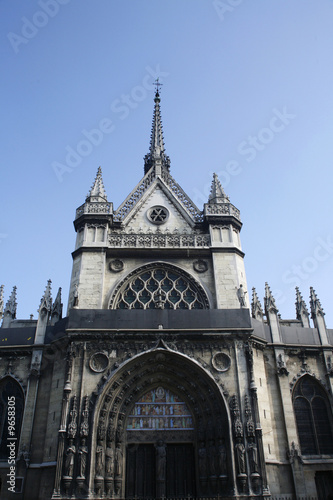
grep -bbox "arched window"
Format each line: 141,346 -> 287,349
0,377 -> 24,459
293,376 -> 333,455
110,263 -> 209,310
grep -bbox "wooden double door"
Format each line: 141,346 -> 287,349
126,443 -> 196,499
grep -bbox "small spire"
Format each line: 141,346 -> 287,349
295,287 -> 309,322
144,83 -> 170,174
87,166 -> 107,202
310,287 -> 325,318
0,285 -> 4,319
38,279 -> 52,315
4,286 -> 17,320
264,282 -> 278,315
51,287 -> 63,324
251,287 -> 264,320
208,173 -> 229,203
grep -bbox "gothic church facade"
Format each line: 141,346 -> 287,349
0,89 -> 333,500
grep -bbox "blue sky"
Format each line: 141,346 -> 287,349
1,0 -> 333,325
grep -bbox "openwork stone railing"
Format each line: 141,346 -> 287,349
114,170 -> 156,222
108,232 -> 210,248
76,201 -> 113,219
204,202 -> 241,220
114,168 -> 204,222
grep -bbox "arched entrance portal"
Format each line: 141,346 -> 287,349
91,347 -> 235,499
126,386 -> 196,498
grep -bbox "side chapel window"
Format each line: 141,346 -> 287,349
293,376 -> 333,455
0,377 -> 24,459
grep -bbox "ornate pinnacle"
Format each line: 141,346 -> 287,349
51,287 -> 63,320
4,286 -> 17,320
87,166 -> 108,202
208,173 -> 229,204
0,285 -> 4,319
310,287 -> 325,318
295,287 -> 309,321
144,87 -> 170,174
251,287 -> 264,320
264,282 -> 278,315
38,279 -> 52,315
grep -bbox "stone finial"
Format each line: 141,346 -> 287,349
0,285 -> 4,319
264,282 -> 278,315
251,287 -> 264,320
309,287 -> 325,319
51,287 -> 63,325
4,286 -> 17,320
38,279 -> 52,316
208,173 -> 229,204
87,166 -> 108,202
295,287 -> 310,327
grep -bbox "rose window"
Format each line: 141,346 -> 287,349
111,264 -> 209,310
147,206 -> 169,224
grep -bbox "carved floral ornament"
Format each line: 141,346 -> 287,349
109,259 -> 124,273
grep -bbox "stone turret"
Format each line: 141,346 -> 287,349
2,286 -> 17,328
35,280 -> 52,344
68,167 -> 113,313
295,287 -> 310,328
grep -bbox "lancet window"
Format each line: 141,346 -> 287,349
293,376 -> 333,455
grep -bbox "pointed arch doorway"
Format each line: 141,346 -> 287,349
125,386 -> 196,499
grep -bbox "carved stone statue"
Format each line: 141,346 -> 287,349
235,442 -> 246,474
77,439 -> 88,478
248,442 -> 258,473
95,442 -> 104,478
237,284 -> 247,307
115,443 -> 123,477
64,440 -> 76,478
105,442 -> 115,478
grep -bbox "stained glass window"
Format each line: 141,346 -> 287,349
127,387 -> 194,431
293,376 -> 333,455
113,264 -> 209,310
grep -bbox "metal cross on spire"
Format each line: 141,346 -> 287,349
154,78 -> 163,93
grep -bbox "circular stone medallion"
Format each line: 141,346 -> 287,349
193,259 -> 208,273
109,259 -> 124,272
212,352 -> 231,372
89,352 -> 109,373
147,205 -> 169,225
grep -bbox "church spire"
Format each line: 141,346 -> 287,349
144,81 -> 170,175
87,166 -> 107,202
208,173 -> 230,203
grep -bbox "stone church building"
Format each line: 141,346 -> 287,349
0,88 -> 333,499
